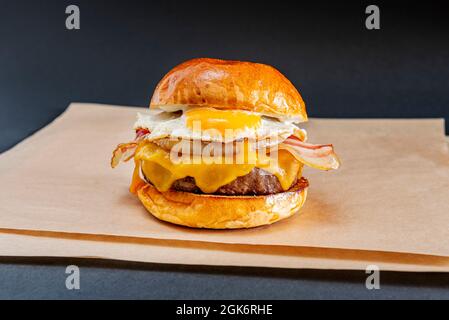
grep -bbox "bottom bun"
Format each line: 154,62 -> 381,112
137,178 -> 308,229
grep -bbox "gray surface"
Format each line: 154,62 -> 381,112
0,258 -> 448,299
1,1 -> 449,299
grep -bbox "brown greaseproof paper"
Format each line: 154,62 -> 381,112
0,103 -> 448,271
2,230 -> 449,272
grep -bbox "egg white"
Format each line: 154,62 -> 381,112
133,109 -> 300,143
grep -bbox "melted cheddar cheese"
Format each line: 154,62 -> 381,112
131,141 -> 302,194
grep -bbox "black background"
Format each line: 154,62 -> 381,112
1,0 -> 449,152
0,0 -> 449,299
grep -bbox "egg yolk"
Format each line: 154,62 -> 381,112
185,108 -> 261,134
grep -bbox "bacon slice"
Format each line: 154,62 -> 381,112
135,128 -> 150,140
111,142 -> 138,168
110,129 -> 150,168
279,136 -> 340,170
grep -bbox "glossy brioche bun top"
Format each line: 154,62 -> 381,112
150,58 -> 308,122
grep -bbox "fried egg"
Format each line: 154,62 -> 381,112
134,107 -> 302,143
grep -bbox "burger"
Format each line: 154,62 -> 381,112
111,58 -> 339,229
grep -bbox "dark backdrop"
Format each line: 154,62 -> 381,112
0,0 -> 448,152
1,0 -> 449,299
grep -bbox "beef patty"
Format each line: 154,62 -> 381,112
170,168 -> 304,195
